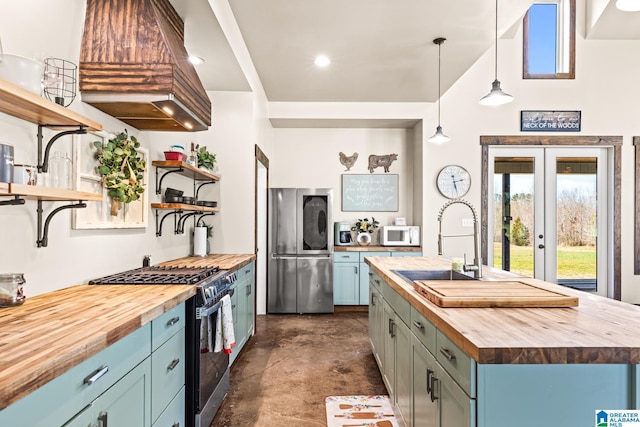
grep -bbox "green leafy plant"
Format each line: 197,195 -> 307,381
351,217 -> 380,234
196,145 -> 216,171
94,130 -> 146,215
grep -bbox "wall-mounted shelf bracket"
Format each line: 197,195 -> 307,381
197,212 -> 215,225
156,209 -> 182,237
155,167 -> 184,194
37,125 -> 88,173
177,212 -> 199,234
37,200 -> 87,247
195,181 -> 216,199
0,196 -> 25,206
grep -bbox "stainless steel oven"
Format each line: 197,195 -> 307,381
89,266 -> 237,427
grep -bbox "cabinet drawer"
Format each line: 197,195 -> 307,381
369,272 -> 384,293
236,262 -> 254,282
152,304 -> 186,351
0,324 -> 151,427
410,306 -> 436,355
153,385 -> 185,427
152,329 -> 186,423
436,330 -> 476,398
334,252 -> 359,262
359,251 -> 391,263
382,281 -> 410,326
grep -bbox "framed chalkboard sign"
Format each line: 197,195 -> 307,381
342,174 -> 398,212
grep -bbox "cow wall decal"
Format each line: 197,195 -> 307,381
368,154 -> 398,173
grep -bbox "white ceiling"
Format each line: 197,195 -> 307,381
171,0 -> 640,105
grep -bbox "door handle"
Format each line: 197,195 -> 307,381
439,347 -> 456,361
412,320 -> 424,331
83,366 -> 109,386
166,316 -> 180,326
426,368 -> 434,393
98,412 -> 108,427
538,244 -> 545,249
430,375 -> 439,402
167,358 -> 180,371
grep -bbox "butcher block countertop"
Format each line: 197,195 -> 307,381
0,253 -> 255,411
366,256 -> 640,365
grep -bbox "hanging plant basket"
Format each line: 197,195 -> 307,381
94,130 -> 146,216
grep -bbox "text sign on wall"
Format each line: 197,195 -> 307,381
521,110 -> 581,132
342,174 -> 398,212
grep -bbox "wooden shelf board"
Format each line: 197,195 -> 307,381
151,203 -> 219,213
2,184 -> 102,202
0,79 -> 102,131
0,182 -> 9,195
152,160 -> 220,181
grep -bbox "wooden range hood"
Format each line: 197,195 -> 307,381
79,0 -> 211,132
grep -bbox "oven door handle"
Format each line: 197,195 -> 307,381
197,300 -> 223,319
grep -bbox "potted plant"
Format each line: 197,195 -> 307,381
351,217 -> 380,246
196,145 -> 217,173
94,130 -> 146,216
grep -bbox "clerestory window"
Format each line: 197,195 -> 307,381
523,0 -> 575,79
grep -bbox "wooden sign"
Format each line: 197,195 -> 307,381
342,174 -> 398,212
521,110 -> 581,132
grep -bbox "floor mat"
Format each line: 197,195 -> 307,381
325,395 -> 399,427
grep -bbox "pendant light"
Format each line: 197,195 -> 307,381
616,0 -> 640,11
479,0 -> 513,106
428,37 -> 450,143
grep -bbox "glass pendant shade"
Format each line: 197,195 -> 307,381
616,0 -> 640,11
428,125 -> 450,143
479,79 -> 513,106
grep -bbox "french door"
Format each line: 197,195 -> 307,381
488,147 -> 612,297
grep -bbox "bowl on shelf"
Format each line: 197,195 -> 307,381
196,200 -> 217,208
0,54 -> 44,95
163,151 -> 187,162
164,195 -> 183,204
164,187 -> 183,197
182,196 -> 196,205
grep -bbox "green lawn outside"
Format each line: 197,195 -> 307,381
493,243 -> 596,278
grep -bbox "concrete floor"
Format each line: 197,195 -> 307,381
211,310 -> 387,426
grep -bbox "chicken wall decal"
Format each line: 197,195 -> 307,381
339,152 -> 358,171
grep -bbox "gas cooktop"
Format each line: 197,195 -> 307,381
88,266 -> 220,285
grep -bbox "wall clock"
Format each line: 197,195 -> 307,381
436,165 -> 471,199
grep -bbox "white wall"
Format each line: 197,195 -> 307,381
270,127 -> 415,242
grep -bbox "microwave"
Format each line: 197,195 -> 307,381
380,225 -> 420,247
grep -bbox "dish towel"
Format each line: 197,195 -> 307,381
200,312 -> 214,353
214,294 -> 235,354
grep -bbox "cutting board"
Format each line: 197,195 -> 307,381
413,280 -> 579,308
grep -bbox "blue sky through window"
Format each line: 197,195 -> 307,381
528,3 -> 558,74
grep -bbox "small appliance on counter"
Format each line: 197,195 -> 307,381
334,221 -> 353,246
380,225 -> 420,247
0,143 -> 14,183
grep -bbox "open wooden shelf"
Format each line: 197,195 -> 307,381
151,203 -> 219,213
152,161 -> 220,181
0,79 -> 102,131
0,183 -> 102,202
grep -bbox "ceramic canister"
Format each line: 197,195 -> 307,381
0,143 -> 14,183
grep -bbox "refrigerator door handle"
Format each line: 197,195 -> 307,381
271,254 -> 298,259
295,255 -> 331,260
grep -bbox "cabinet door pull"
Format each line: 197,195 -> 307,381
83,366 -> 109,386
172,423 -> 180,427
388,319 -> 395,338
426,368 -> 434,393
232,304 -> 236,309
246,285 -> 251,296
430,375 -> 439,402
355,266 -> 358,274
371,294 -> 376,306
167,358 -> 180,371
166,316 -> 180,326
440,347 -> 456,361
98,411 -> 108,427
412,320 -> 424,331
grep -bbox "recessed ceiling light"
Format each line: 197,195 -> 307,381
188,56 -> 205,65
314,55 -> 331,67
616,0 -> 640,11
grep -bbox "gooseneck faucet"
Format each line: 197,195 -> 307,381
437,199 -> 482,279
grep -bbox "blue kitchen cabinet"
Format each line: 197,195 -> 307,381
230,261 -> 255,366
358,251 -> 392,305
0,303 -> 187,427
333,252 -> 360,305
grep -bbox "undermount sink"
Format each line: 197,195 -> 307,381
392,269 -> 476,283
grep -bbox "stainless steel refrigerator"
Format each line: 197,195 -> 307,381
268,188 -> 333,314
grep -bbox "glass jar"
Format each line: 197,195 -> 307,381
0,273 -> 25,307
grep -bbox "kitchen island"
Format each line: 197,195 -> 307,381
0,253 -> 254,426
365,256 -> 640,427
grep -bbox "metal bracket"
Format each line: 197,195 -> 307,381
197,212 -> 216,225
156,209 -> 182,237
37,125 -> 87,173
195,180 -> 216,199
0,196 -> 25,206
37,200 -> 87,247
155,167 -> 184,194
177,212 -> 198,234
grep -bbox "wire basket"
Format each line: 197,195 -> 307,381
43,58 -> 77,107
